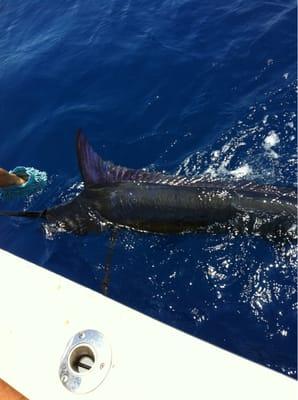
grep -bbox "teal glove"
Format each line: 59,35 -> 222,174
0,166 -> 47,200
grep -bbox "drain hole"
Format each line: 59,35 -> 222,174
69,345 -> 95,373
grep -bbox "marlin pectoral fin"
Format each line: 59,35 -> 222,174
0,210 -> 46,219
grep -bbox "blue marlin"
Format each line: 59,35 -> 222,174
0,131 -> 296,241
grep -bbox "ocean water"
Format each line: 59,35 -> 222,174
0,0 -> 296,378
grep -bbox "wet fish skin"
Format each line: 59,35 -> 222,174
0,131 -> 296,242
45,181 -> 296,239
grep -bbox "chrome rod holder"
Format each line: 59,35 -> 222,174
59,329 -> 112,394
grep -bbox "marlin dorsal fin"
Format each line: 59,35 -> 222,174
77,129 -> 106,186
76,130 -> 214,188
77,130 -> 167,187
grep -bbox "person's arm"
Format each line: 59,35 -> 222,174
0,379 -> 28,400
0,168 -> 26,187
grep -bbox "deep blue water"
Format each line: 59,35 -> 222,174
0,0 -> 296,378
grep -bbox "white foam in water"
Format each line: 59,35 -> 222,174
203,162 -> 252,179
263,131 -> 280,159
230,164 -> 252,178
285,121 -> 294,129
263,131 -> 280,149
211,150 -> 220,161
